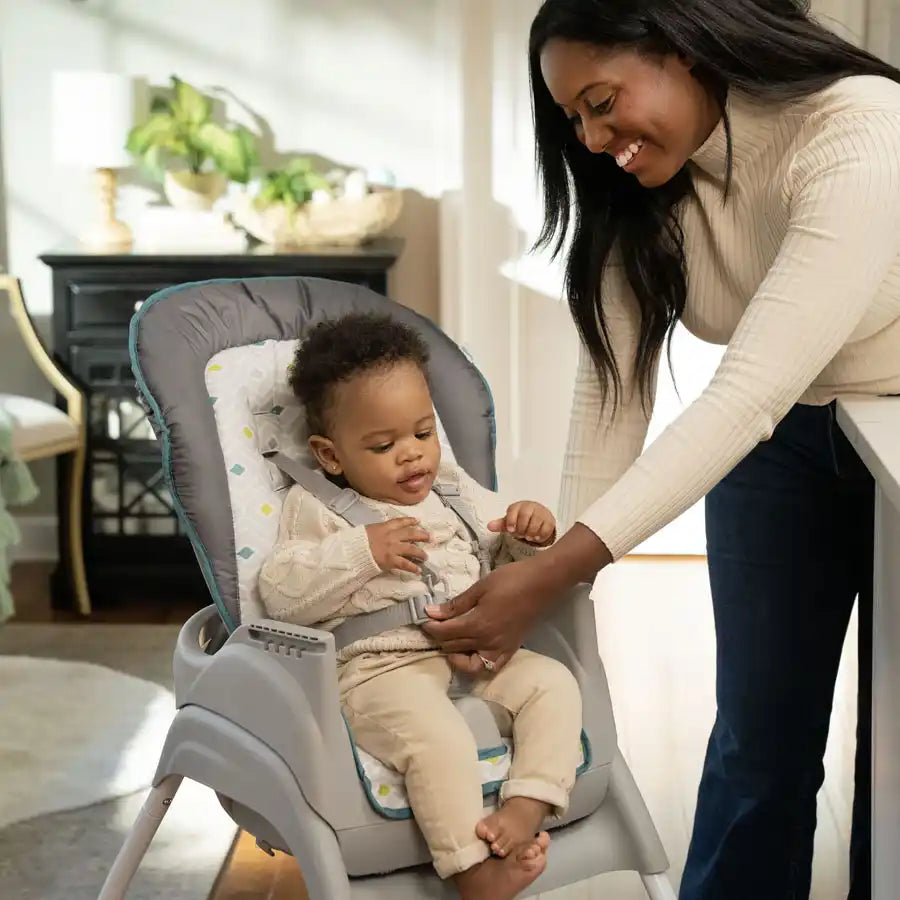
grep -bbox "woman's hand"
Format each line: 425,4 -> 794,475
423,557 -> 549,673
422,523 -> 613,672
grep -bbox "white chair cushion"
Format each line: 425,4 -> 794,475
204,339 -> 457,623
0,394 -> 77,458
354,736 -> 589,818
204,339 -> 590,819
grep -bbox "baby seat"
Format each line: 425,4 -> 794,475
98,276 -> 677,900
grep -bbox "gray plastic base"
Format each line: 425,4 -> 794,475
152,723 -> 671,900
102,589 -> 673,897
342,753 -> 673,899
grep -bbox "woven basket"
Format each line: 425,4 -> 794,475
231,189 -> 403,248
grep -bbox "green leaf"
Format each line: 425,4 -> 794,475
171,76 -> 211,127
285,156 -> 313,175
288,173 -> 312,204
233,125 -> 258,172
143,144 -> 164,180
252,156 -> 333,208
126,114 -> 177,156
306,172 -> 330,191
256,180 -> 280,205
149,94 -> 171,115
196,122 -> 249,182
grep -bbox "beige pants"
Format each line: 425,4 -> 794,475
340,649 -> 583,879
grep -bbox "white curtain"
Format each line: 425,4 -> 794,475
866,0 -> 900,59
812,0 -> 900,58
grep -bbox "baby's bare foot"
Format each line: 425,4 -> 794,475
524,830 -> 550,856
454,832 -> 549,900
476,797 -> 552,858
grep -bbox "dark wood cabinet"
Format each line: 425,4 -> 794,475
40,240 -> 403,610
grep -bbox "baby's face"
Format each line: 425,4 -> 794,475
312,361 -> 442,505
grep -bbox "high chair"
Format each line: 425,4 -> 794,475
98,276 -> 677,899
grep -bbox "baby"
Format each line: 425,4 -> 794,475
258,313 -> 583,900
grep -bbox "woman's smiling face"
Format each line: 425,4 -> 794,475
539,38 -> 720,187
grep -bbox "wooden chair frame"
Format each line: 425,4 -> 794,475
1,273 -> 90,614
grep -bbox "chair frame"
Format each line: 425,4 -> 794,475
96,276 -> 678,898
1,273 -> 90,615
99,600 -> 679,900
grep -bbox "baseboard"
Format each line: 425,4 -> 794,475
11,515 -> 58,562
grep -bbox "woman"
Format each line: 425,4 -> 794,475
423,1 -> 900,897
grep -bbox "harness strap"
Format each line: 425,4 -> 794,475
432,479 -> 492,577
329,593 -> 435,651
266,451 -> 450,651
266,451 -> 384,527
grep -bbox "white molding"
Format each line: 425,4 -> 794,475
11,515 -> 58,561
632,504 -> 708,556
434,0 -> 463,339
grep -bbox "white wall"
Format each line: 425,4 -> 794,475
3,0 -> 895,556
436,0 -> 580,528
811,0 -> 900,60
439,0 -> 900,556
439,0 -> 724,554
1,0 -> 450,545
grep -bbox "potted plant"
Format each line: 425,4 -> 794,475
231,158 -> 403,247
254,157 -> 334,211
126,76 -> 257,211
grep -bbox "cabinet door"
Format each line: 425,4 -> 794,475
70,344 -> 181,538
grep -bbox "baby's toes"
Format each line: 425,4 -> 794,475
518,832 -> 550,862
518,845 -> 545,872
492,834 -> 514,858
476,817 -> 497,844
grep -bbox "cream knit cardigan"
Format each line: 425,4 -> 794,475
258,460 -> 540,663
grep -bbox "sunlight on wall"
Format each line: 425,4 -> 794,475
0,0 -> 452,525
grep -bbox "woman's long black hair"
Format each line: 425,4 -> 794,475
530,0 -> 900,409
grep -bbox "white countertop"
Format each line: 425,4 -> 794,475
836,397 -> 900,510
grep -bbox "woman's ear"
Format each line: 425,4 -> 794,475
308,435 -> 342,475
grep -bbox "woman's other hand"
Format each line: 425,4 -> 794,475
422,524 -> 613,672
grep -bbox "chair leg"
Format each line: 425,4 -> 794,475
97,774 -> 183,900
66,445 -> 90,615
641,872 -> 678,900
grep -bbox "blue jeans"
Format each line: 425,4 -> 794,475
680,403 -> 873,900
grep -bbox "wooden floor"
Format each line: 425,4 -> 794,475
10,556 -> 859,899
9,561 -> 310,900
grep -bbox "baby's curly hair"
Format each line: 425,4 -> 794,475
289,312 -> 430,435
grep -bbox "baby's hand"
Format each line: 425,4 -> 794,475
366,518 -> 430,575
488,502 -> 556,546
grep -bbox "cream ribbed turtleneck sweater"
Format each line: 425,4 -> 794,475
558,75 -> 900,560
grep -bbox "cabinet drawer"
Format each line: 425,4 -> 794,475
70,345 -> 134,390
67,281 -> 170,332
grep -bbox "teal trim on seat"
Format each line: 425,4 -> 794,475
128,278 -> 278,633
344,713 -> 593,821
129,276 -> 499,630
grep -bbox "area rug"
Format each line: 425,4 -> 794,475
0,656 -> 175,827
0,624 -> 238,900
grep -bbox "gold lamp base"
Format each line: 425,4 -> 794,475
80,167 -> 133,252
